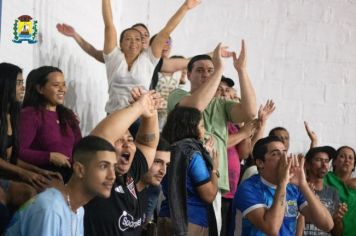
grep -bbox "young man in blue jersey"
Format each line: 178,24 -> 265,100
230,136 -> 333,236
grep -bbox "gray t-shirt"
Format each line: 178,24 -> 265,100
303,185 -> 339,236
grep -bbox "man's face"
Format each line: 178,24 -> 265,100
215,81 -> 233,99
307,152 -> 330,179
141,151 -> 170,186
188,60 -> 214,92
257,141 -> 287,183
114,131 -> 137,175
333,147 -> 355,175
83,151 -> 117,198
273,130 -> 290,151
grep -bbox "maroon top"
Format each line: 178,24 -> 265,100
19,107 -> 81,166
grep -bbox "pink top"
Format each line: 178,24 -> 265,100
19,107 -> 81,166
223,123 -> 241,199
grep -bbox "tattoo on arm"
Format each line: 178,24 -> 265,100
137,133 -> 155,143
279,194 -> 285,206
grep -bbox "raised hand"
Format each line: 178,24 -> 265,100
304,121 -> 318,147
212,43 -> 224,71
289,154 -> 307,187
184,0 -> 202,9
135,90 -> 163,118
56,23 -> 76,37
277,152 -> 292,186
233,39 -> 247,71
240,119 -> 258,138
258,99 -> 276,124
333,203 -> 348,221
204,135 -> 215,155
221,46 -> 234,58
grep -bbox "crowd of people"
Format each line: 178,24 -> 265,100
1,0 -> 356,235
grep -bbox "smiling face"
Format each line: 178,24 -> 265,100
114,131 -> 137,175
333,147 -> 355,177
141,151 -> 170,186
120,29 -> 143,56
37,71 -> 66,111
82,151 -> 117,198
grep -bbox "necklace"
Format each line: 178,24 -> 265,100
65,186 -> 77,236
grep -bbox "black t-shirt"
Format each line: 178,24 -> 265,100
84,148 -> 148,236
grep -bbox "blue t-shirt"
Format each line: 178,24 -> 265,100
5,188 -> 84,236
159,152 -> 211,227
230,174 -> 307,236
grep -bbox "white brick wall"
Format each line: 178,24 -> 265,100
1,0 -> 356,153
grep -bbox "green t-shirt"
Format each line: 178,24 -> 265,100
167,89 -> 236,192
324,172 -> 356,236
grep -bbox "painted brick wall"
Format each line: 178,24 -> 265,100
1,0 -> 356,153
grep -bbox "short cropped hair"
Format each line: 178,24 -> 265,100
73,136 -> 116,164
157,137 -> 171,152
253,136 -> 283,161
268,127 -> 288,137
187,54 -> 212,72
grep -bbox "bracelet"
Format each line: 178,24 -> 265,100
212,169 -> 220,178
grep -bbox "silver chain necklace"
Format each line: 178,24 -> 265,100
65,187 -> 77,236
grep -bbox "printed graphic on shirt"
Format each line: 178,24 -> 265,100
285,200 -> 298,217
115,185 -> 125,194
118,211 -> 142,231
126,176 -> 137,199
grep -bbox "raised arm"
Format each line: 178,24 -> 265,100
304,121 -> 318,149
230,40 -> 257,123
291,156 -> 334,232
91,90 -> 160,146
227,120 -> 257,148
160,57 -> 189,73
178,43 -> 224,110
160,47 -> 232,73
252,100 -> 275,146
102,0 -> 117,54
150,0 -> 201,58
246,153 -> 292,235
56,23 -> 104,63
131,88 -> 160,169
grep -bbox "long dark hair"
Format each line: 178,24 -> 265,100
22,66 -> 79,134
0,62 -> 22,163
162,106 -> 202,144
